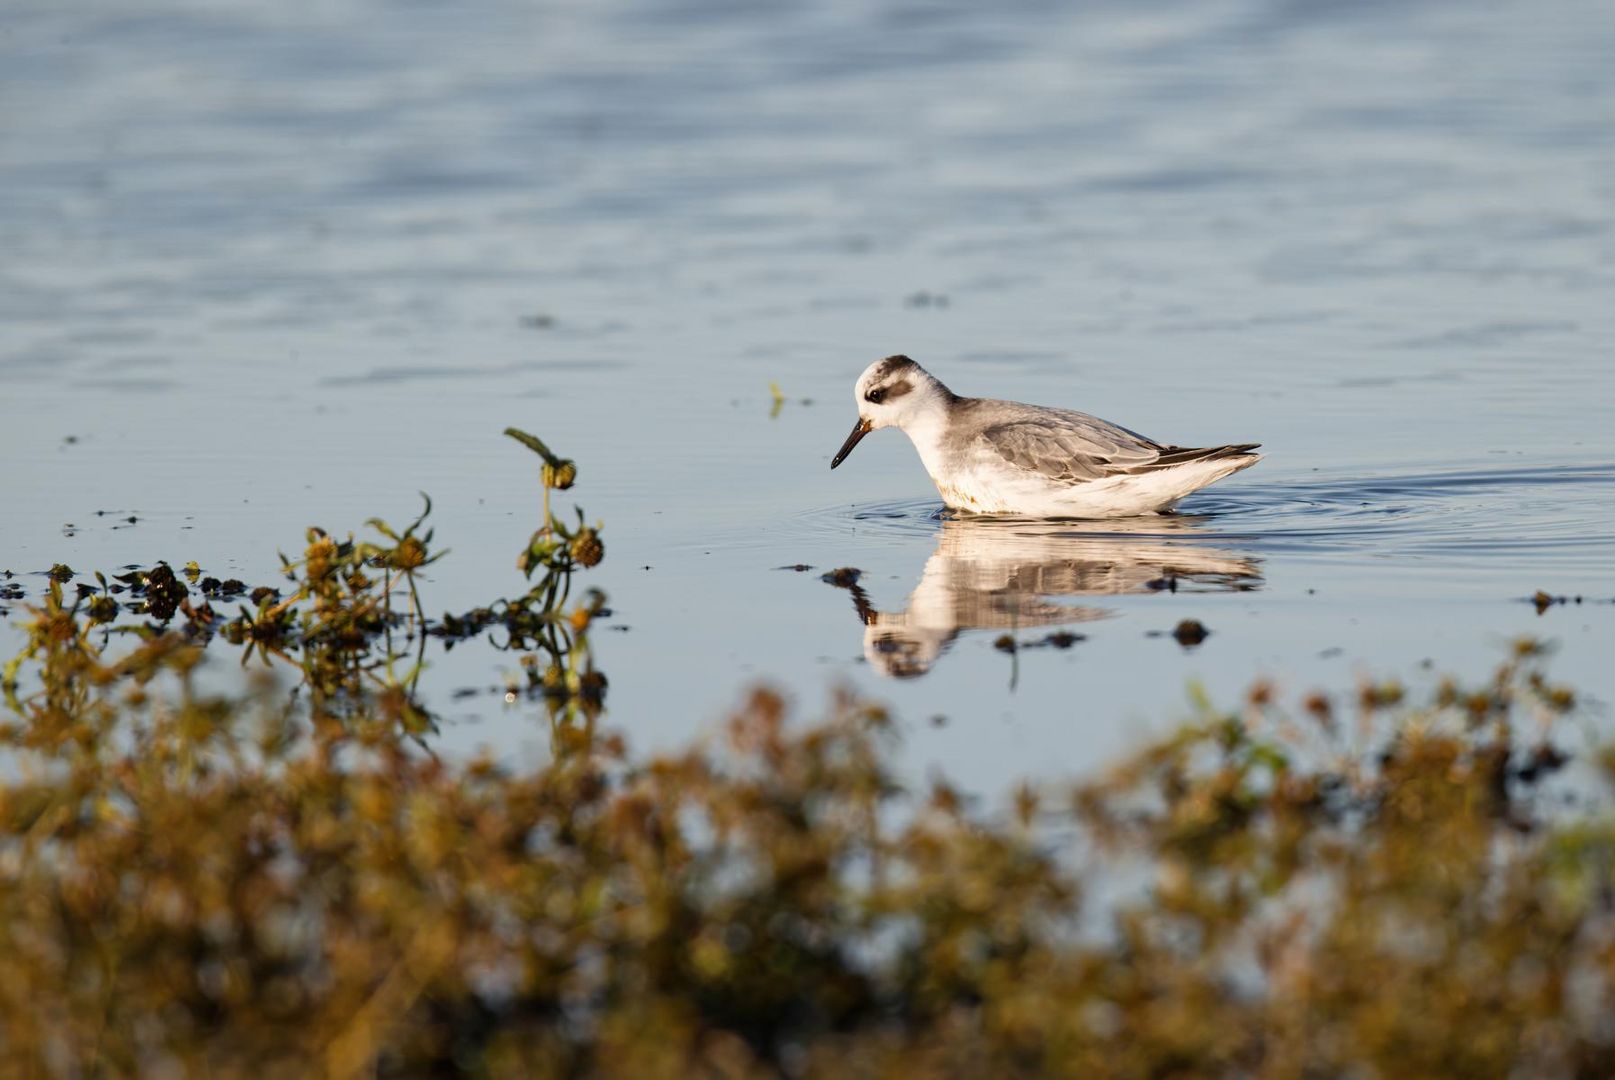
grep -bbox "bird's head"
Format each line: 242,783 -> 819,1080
830,355 -> 951,468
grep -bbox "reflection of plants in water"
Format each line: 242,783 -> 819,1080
433,427 -> 609,742
3,427 -> 608,750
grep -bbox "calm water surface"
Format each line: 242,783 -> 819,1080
4,0 -> 1614,791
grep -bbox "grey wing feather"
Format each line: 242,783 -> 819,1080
978,415 -> 1164,483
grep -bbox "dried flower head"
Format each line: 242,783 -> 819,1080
570,527 -> 604,568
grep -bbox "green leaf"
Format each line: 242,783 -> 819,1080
503,427 -> 560,465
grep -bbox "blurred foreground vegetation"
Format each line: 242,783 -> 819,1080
4,436 -> 1615,1076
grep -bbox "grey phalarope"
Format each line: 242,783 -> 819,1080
829,355 -> 1260,518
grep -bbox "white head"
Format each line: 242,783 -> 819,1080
829,355 -> 953,469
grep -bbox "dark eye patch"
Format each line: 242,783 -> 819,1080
865,378 -> 913,406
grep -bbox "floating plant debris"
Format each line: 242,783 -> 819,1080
1531,589 -> 1582,614
1172,618 -> 1209,646
1146,618 -> 1211,647
995,629 -> 1087,654
767,382 -> 813,418
134,563 -> 188,622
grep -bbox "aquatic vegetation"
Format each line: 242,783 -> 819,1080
3,429 -> 609,748
3,439 -> 1615,1075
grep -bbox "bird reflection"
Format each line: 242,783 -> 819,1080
829,516 -> 1263,678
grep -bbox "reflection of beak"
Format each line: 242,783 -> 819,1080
830,418 -> 873,469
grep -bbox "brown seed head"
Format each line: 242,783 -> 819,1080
543,460 -> 578,490
570,528 -> 604,568
391,536 -> 427,571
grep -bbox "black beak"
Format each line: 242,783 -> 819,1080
830,418 -> 872,469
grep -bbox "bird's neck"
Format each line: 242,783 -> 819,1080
898,401 -> 954,480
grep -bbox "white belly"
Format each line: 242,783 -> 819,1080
930,456 -> 1257,518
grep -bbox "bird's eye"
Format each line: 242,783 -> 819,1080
866,388 -> 886,404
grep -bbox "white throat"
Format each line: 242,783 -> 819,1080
893,396 -> 954,480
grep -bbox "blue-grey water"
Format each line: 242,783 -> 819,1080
4,0 -> 1614,792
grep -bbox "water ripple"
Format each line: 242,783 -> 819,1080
800,464 -> 1615,571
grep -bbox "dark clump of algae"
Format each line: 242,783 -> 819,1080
3,433 -> 1615,1077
